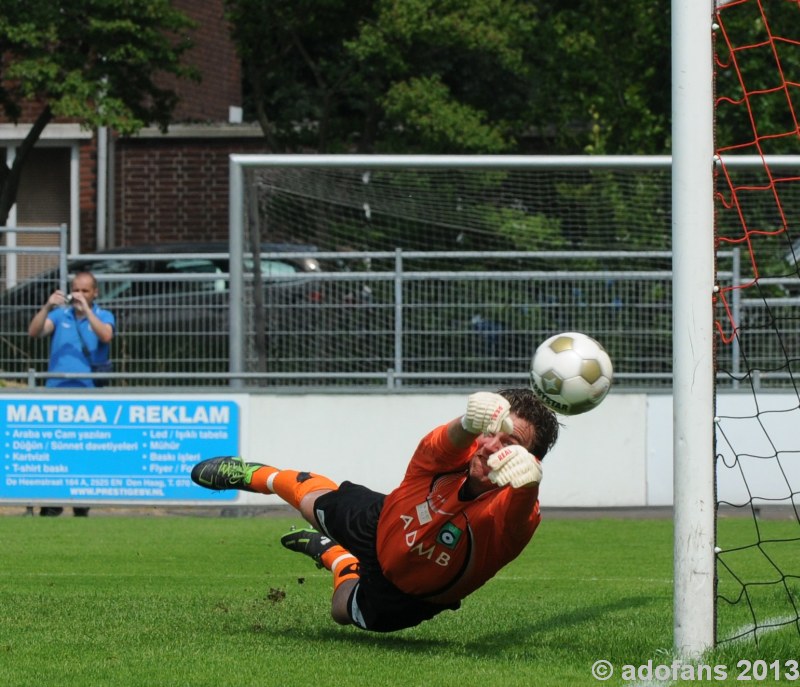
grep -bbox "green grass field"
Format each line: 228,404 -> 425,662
0,514 -> 797,687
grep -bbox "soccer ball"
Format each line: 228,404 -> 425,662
529,332 -> 613,416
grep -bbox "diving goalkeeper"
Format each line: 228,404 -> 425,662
190,388 -> 560,632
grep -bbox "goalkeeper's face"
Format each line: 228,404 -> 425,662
467,414 -> 535,494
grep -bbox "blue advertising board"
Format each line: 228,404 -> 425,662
1,396 -> 241,503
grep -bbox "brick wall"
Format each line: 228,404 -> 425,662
165,0 -> 241,123
113,135 -> 265,246
92,0 -> 245,248
0,101 -> 52,125
79,140 -> 98,251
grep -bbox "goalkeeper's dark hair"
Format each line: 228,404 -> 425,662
497,388 -> 561,460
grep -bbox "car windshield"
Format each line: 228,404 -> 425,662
244,259 -> 299,277
165,259 -> 226,293
81,259 -> 142,300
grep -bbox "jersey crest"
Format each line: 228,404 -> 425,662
436,522 -> 463,549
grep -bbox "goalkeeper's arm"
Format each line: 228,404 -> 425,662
487,445 -> 542,489
448,391 -> 514,448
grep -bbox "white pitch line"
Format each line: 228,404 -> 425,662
722,614 -> 798,644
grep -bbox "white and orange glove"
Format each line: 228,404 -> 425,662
487,445 -> 543,488
461,392 -> 513,435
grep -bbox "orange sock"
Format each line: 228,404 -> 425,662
320,545 -> 360,592
267,470 -> 338,510
247,465 -> 279,493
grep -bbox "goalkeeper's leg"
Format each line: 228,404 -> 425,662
280,527 -> 360,625
191,456 -> 337,521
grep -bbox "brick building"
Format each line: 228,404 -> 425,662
1,0 -> 266,274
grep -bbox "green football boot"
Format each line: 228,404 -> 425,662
191,456 -> 262,491
280,528 -> 335,569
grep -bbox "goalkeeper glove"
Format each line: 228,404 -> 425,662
487,445 -> 543,488
461,392 -> 513,435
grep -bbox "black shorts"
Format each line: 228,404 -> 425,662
313,481 -> 459,632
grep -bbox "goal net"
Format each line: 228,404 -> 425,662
714,0 -> 800,646
235,158 -> 678,388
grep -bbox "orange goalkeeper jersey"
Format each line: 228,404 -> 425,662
376,423 -> 541,603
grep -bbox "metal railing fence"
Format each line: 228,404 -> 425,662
0,243 -> 794,390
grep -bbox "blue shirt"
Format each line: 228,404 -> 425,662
46,305 -> 116,388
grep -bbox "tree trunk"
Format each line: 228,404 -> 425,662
0,105 -> 53,226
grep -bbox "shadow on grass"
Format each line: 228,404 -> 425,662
258,594 -> 654,656
463,594 -> 655,655
273,625 -> 454,651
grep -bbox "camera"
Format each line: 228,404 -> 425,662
65,294 -> 74,305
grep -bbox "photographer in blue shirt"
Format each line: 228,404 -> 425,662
27,270 -> 115,517
28,271 -> 115,389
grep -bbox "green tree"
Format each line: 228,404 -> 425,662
225,0 -> 376,153
0,0 -> 197,226
526,2 -> 671,155
226,0 -> 676,156
347,0 -> 538,153
227,0 -> 540,153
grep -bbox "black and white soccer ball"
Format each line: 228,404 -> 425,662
529,332 -> 613,416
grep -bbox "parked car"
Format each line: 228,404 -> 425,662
2,241 -> 323,303
0,242 -> 336,382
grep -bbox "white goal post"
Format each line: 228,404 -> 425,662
671,0 -> 716,656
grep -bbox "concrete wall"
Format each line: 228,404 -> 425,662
235,391 -> 800,509
5,390 -> 797,509
234,392 -> 643,508
234,391 -> 652,508
231,394 -> 648,506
